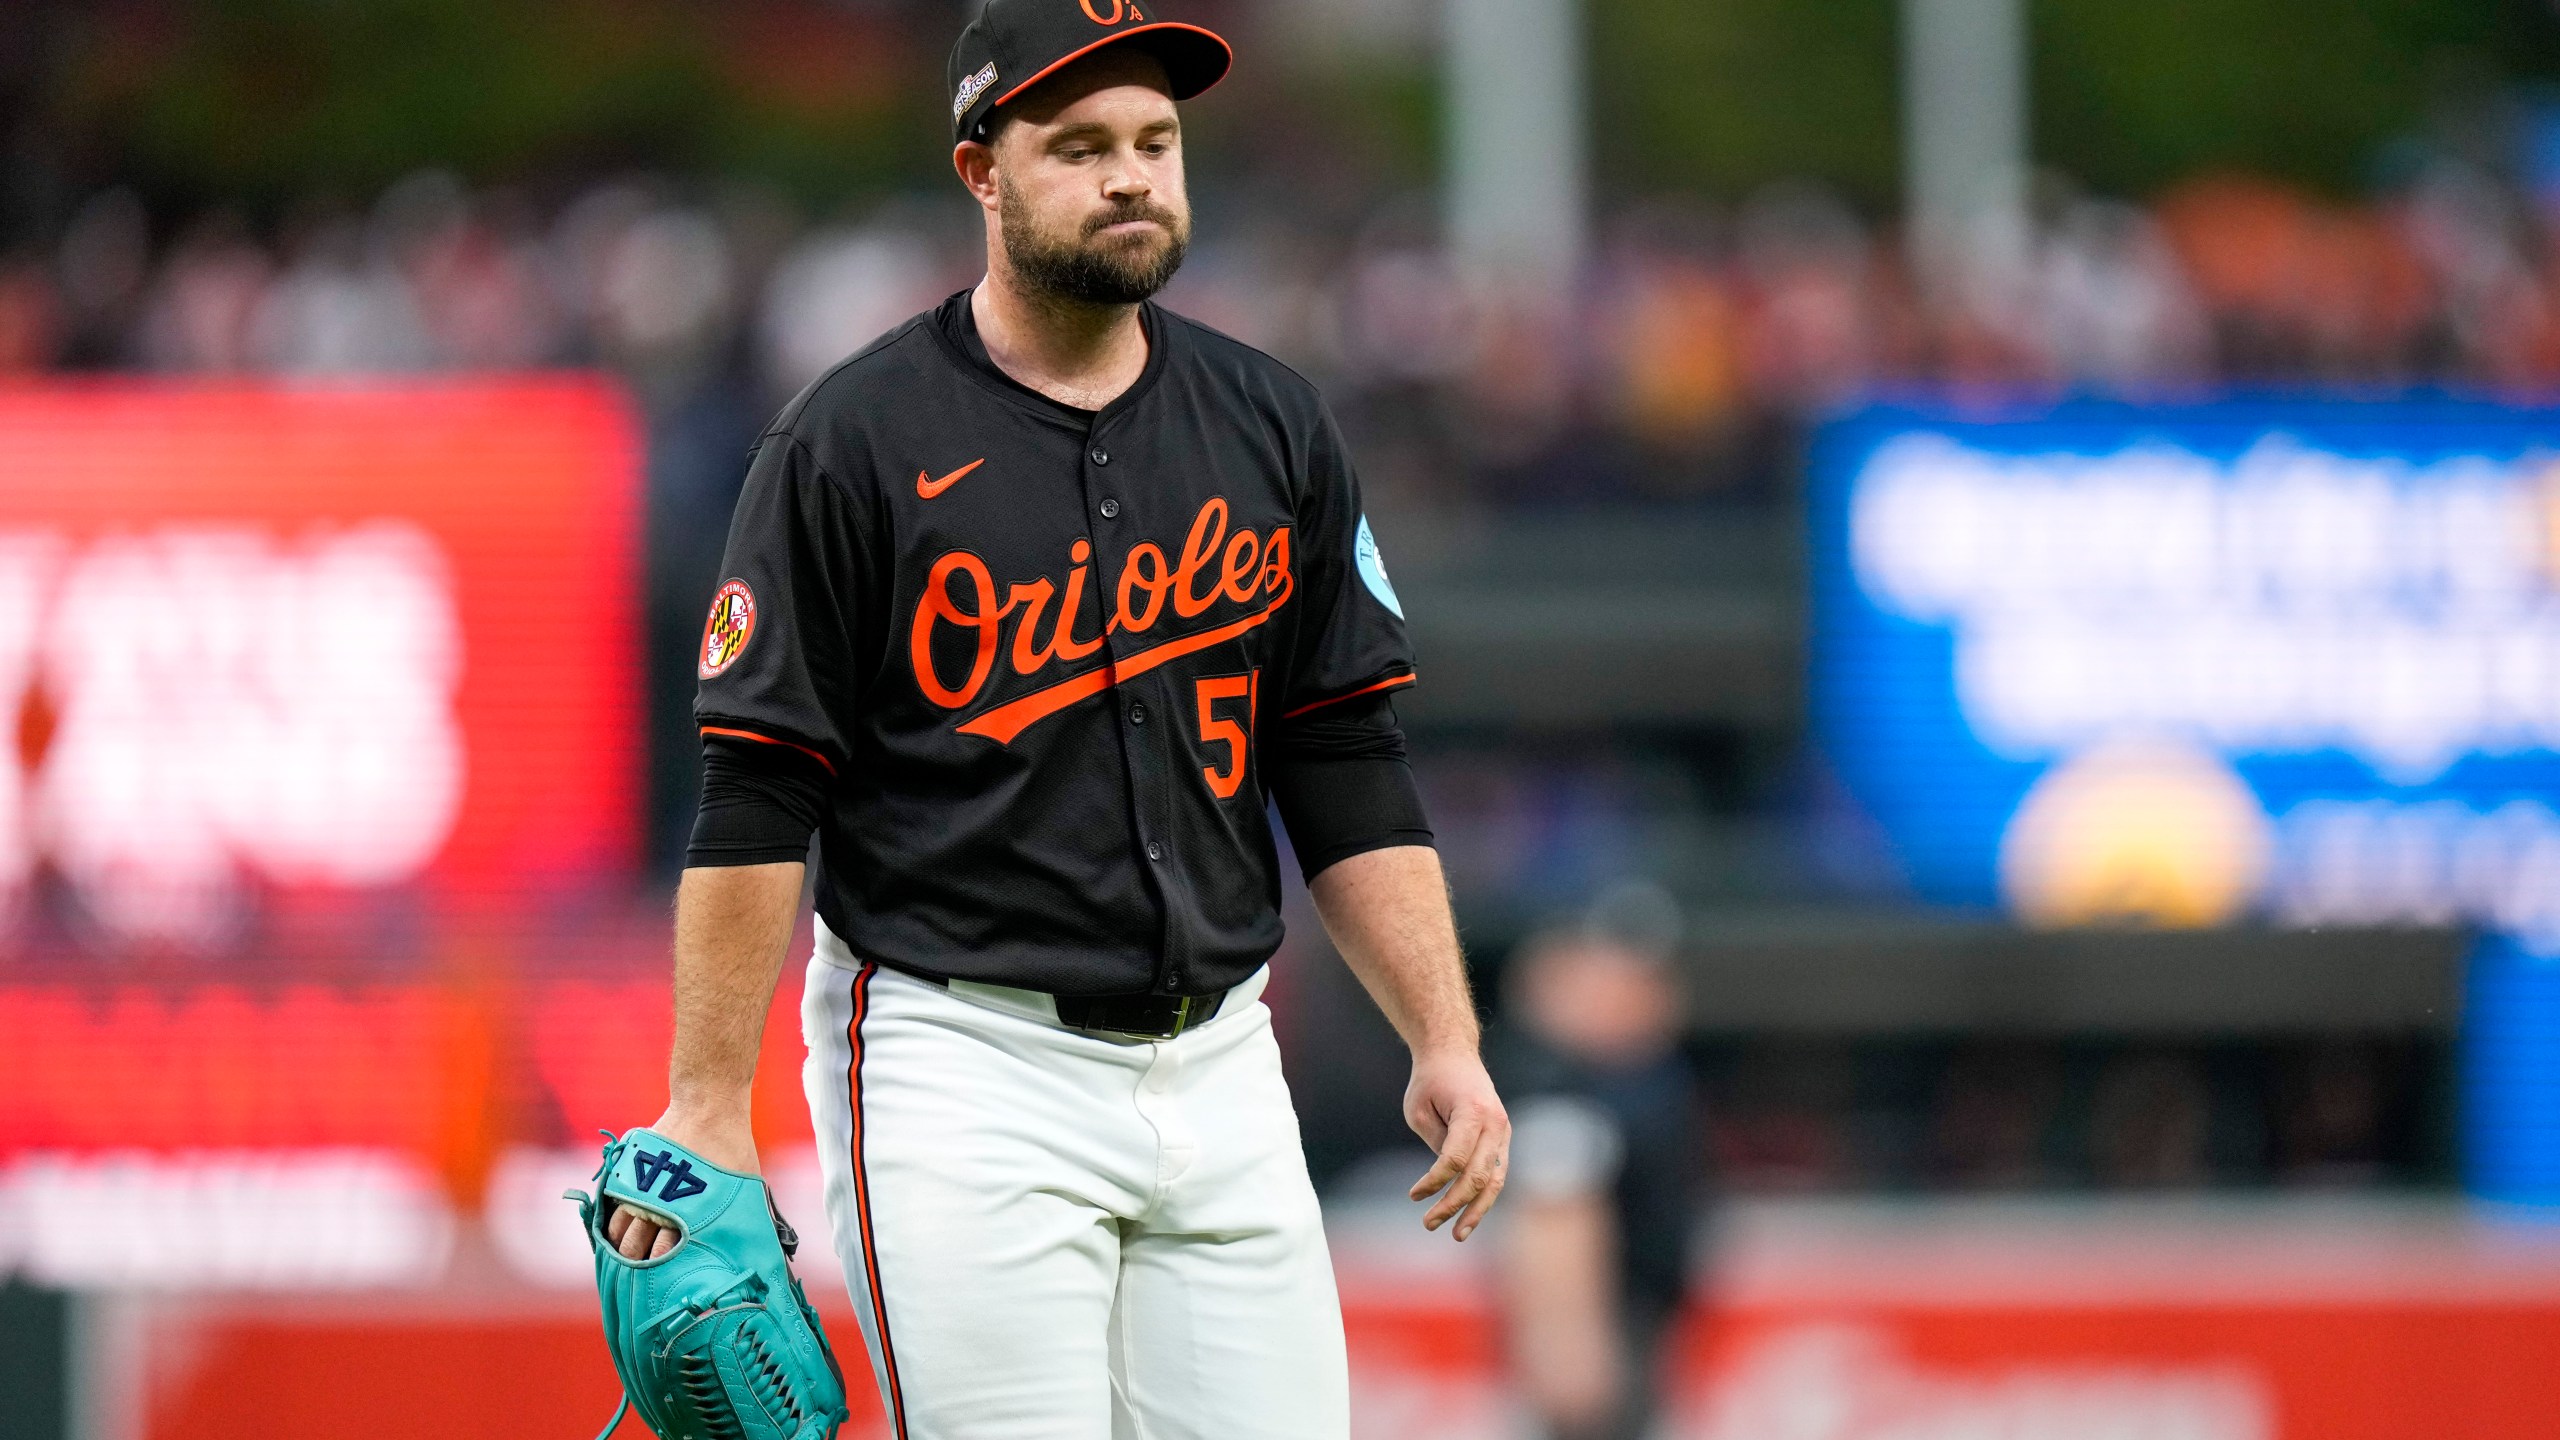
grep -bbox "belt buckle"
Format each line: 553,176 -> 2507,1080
1069,991 -> 1211,1041
1125,993 -> 1198,1041
1161,993 -> 1201,1038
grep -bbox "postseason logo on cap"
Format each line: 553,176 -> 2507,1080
953,61 -> 999,121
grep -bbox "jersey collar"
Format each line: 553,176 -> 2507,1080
929,287 -> 1172,435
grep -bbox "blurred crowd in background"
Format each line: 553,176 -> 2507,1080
1688,1033 -> 2439,1194
12,154 -> 2560,508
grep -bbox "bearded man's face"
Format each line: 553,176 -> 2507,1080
997,168 -> 1190,306
983,52 -> 1191,306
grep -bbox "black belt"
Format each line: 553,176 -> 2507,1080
901,968 -> 1226,1039
1052,989 -> 1225,1039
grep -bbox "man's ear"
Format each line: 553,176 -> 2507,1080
953,140 -> 1001,212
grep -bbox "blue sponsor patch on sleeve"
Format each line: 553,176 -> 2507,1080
1354,515 -> 1402,619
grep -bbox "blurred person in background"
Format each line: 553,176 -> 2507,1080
1491,892 -> 1703,1440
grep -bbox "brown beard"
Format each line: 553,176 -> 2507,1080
998,175 -> 1190,306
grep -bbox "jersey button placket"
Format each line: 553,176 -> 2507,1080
1085,424 -> 1180,990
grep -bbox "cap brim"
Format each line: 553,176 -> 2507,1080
990,22 -> 1233,112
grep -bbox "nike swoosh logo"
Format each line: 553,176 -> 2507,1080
916,458 -> 986,499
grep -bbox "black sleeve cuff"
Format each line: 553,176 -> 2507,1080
686,733 -> 831,869
1267,754 -> 1435,882
1262,692 -> 1433,881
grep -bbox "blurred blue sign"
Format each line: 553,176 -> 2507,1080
2465,936 -> 2560,1203
1812,398 -> 2560,1199
1811,398 -> 2560,946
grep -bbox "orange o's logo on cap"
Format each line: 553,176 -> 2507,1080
699,579 -> 758,679
1080,0 -> 1127,24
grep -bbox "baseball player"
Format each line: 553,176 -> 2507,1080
600,2 -> 1512,1436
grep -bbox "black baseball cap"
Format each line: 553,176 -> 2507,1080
948,0 -> 1232,146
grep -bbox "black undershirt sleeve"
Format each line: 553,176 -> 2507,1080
686,734 -> 832,868
691,701 -> 1428,878
1261,694 -> 1435,883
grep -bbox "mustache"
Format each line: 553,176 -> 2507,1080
1083,200 -> 1183,238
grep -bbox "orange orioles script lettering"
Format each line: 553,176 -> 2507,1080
911,497 -> 1293,745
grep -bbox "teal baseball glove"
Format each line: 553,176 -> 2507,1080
567,1129 -> 851,1440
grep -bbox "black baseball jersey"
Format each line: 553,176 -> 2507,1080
694,291 -> 1419,996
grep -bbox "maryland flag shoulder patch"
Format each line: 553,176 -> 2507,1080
698,579 -> 758,679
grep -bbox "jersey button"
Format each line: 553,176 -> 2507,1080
1145,841 -> 1165,862
1128,702 -> 1147,725
1090,446 -> 1111,466
1098,498 -> 1120,519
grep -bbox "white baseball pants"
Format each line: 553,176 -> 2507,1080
798,925 -> 1352,1440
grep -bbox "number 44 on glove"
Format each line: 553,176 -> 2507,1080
567,1129 -> 852,1440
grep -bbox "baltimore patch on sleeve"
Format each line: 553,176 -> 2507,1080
699,579 -> 758,679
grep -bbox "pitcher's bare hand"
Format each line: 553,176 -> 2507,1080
1404,1049 -> 1510,1242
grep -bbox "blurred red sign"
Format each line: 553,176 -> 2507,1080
0,968 -> 810,1164
1679,1305 -> 2560,1440
0,984 -> 488,1158
114,1291 -> 2560,1440
0,380 -> 640,938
